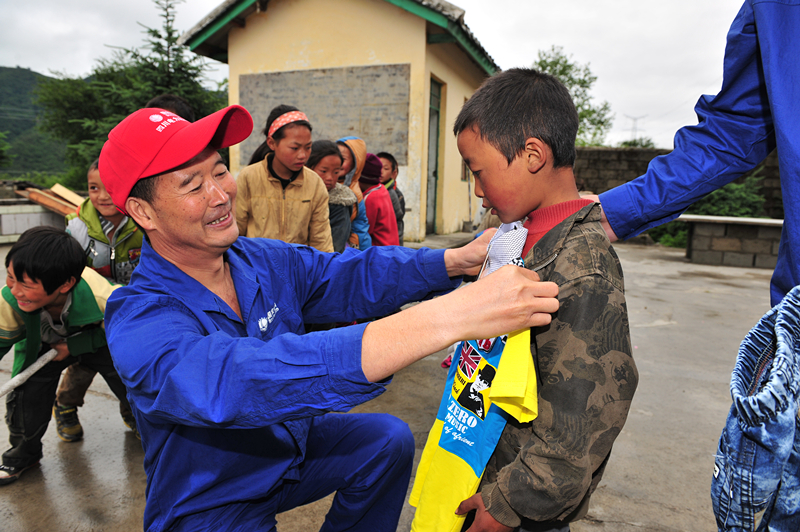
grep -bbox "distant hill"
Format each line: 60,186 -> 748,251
0,66 -> 67,175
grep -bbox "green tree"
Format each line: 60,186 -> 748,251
35,0 -> 226,188
619,137 -> 655,149
0,132 -> 11,167
533,46 -> 613,146
648,170 -> 767,247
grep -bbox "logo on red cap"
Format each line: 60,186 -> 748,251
99,105 -> 253,215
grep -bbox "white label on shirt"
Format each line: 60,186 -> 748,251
259,303 -> 280,332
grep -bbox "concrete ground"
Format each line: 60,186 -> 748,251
0,242 -> 773,531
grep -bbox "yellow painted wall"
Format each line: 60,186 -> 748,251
227,0 -> 430,240
424,40 -> 488,234
223,0 -> 488,240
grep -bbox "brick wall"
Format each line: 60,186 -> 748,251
575,147 -> 783,219
0,202 -> 64,243
686,219 -> 781,269
238,64 -> 411,168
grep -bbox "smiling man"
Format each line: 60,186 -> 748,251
99,105 -> 559,532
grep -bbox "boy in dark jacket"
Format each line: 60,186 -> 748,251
422,68 -> 638,532
0,227 -> 132,485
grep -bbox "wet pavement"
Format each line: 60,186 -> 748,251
0,242 -> 773,531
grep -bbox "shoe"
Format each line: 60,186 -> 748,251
53,402 -> 83,442
0,462 -> 38,486
122,412 -> 141,441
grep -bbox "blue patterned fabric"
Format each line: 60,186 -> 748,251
712,285 -> 800,531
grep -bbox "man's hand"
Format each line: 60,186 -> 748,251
50,341 -> 71,362
456,493 -> 513,532
449,266 -> 559,341
580,194 -> 619,242
443,228 -> 497,277
360,265 -> 558,382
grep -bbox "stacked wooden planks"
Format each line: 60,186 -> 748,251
16,183 -> 83,217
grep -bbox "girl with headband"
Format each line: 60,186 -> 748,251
236,105 -> 333,252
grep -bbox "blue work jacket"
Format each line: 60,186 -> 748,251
105,237 -> 459,531
600,0 -> 800,306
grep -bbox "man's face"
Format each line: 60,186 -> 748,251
338,144 -> 354,175
457,126 -> 541,223
379,157 -> 396,184
138,148 -> 239,258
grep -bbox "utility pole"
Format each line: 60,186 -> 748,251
624,114 -> 647,141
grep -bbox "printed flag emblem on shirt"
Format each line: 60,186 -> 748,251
458,343 -> 482,379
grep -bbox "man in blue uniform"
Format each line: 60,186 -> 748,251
99,105 -> 559,532
589,1 -> 800,527
595,0 -> 800,308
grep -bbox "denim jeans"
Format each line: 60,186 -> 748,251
711,285 -> 800,531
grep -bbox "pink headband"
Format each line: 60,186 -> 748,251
268,111 -> 309,139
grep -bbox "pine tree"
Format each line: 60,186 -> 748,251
35,0 -> 226,188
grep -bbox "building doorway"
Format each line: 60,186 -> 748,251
426,79 -> 442,234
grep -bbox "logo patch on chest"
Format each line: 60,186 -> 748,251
258,303 -> 280,332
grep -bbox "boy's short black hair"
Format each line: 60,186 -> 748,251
5,226 -> 86,295
145,94 -> 196,123
376,152 -> 397,172
453,68 -> 579,169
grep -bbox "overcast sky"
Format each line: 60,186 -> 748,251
1,0 -> 740,148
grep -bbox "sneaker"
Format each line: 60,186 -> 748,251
53,402 -> 83,442
0,462 -> 38,486
122,412 -> 141,441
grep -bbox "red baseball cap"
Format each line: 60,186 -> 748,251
99,105 -> 253,214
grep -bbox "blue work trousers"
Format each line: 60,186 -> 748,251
172,412 -> 415,532
711,286 -> 800,531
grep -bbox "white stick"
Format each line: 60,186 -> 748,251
0,349 -> 59,398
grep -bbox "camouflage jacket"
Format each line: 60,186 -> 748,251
480,203 -> 638,528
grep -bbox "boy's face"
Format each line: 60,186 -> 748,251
312,154 -> 342,191
6,262 -> 73,312
457,127 -> 543,223
88,168 -> 122,220
378,157 -> 397,184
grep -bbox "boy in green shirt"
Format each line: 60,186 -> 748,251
0,226 -> 131,485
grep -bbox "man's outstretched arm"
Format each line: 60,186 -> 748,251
361,230 -> 559,382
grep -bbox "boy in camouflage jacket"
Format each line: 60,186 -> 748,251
453,69 -> 638,531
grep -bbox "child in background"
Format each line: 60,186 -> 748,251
377,152 -> 405,246
411,68 -> 638,532
359,154 -> 399,246
337,137 -> 372,250
0,227 -> 132,485
306,140 -> 358,253
237,105 -> 333,252
56,159 -> 143,442
66,160 -> 142,285
145,94 -> 195,122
